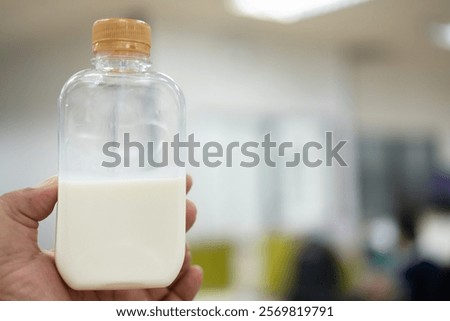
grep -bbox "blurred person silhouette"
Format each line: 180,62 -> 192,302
287,240 -> 342,301
396,180 -> 450,301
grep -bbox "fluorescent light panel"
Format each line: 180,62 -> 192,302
430,23 -> 450,50
229,0 -> 371,24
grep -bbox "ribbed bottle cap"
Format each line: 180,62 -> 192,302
92,18 -> 151,56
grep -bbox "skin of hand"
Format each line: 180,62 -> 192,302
0,175 -> 202,300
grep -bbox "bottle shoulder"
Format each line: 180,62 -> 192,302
59,69 -> 92,98
59,68 -> 184,102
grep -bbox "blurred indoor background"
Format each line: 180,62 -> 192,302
1,0 -> 449,300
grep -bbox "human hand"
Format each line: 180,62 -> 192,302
0,175 -> 202,300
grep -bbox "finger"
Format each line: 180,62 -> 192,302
164,265 -> 203,301
186,175 -> 193,194
0,176 -> 58,222
181,245 -> 191,275
186,199 -> 197,232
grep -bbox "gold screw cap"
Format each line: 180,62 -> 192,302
92,18 -> 151,56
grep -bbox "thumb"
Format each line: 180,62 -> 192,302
0,176 -> 58,222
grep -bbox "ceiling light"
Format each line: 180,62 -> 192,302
228,0 -> 371,24
429,23 -> 450,50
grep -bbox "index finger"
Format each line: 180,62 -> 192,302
186,175 -> 192,194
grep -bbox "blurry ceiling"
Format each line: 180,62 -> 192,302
0,0 -> 449,63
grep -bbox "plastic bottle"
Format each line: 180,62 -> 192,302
56,18 -> 186,290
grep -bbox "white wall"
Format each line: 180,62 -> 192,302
353,48 -> 450,169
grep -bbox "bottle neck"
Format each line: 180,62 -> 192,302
92,54 -> 151,72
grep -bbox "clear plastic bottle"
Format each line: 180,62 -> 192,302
56,18 -> 186,290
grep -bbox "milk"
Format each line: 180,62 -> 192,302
55,177 -> 186,290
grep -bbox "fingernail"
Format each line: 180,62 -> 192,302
192,265 -> 203,274
36,176 -> 58,188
